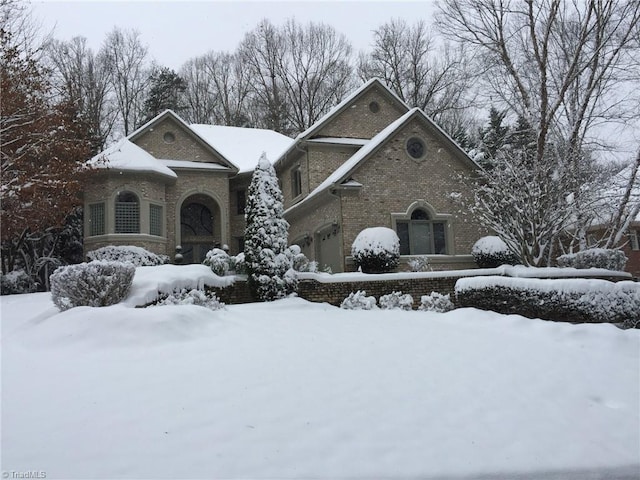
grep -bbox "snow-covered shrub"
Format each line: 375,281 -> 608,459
50,261 -> 135,311
244,154 -> 297,301
557,248 -> 627,271
379,291 -> 413,310
471,236 -> 519,268
0,269 -> 37,295
340,290 -> 378,310
408,256 -> 431,272
203,248 -> 231,276
456,276 -> 640,326
87,245 -> 169,267
351,227 -> 400,274
419,292 -> 455,313
154,288 -> 224,310
229,252 -> 247,275
286,245 -> 318,272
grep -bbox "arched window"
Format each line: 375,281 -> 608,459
115,191 -> 139,234
396,208 -> 447,255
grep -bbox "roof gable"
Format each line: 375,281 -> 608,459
297,78 -> 409,141
285,108 -> 479,214
128,110 -> 238,172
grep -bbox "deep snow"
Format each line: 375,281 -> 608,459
1,267 -> 639,479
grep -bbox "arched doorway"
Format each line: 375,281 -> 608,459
179,194 -> 220,263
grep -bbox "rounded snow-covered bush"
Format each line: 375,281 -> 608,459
0,269 -> 37,295
419,292 -> 455,313
472,236 -> 519,268
351,227 -> 400,274
87,245 -> 169,267
230,252 -> 247,275
286,245 -> 318,273
154,288 -> 224,310
340,290 -> 378,310
379,291 -> 413,310
50,261 -> 135,311
408,256 -> 431,272
203,248 -> 231,276
557,248 -> 627,271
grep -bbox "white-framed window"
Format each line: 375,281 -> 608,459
396,208 -> 448,255
150,204 -> 163,237
88,202 -> 105,236
291,166 -> 302,198
115,191 -> 140,234
629,230 -> 639,251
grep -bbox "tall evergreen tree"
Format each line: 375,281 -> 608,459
476,107 -> 509,168
141,67 -> 187,123
244,153 -> 296,301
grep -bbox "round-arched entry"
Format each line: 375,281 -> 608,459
179,193 -> 220,263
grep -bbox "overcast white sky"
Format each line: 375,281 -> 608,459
32,1 -> 437,70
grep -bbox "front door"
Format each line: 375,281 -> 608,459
180,197 -> 216,263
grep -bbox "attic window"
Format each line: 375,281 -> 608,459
163,131 -> 176,143
406,137 -> 425,160
369,101 -> 380,113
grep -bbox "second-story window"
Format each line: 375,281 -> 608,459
291,166 -> 302,198
236,190 -> 246,215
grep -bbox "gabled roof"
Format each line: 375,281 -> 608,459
295,78 -> 409,141
285,108 -> 480,215
128,110 -> 238,172
88,138 -> 177,179
190,124 -> 293,173
274,78 -> 410,168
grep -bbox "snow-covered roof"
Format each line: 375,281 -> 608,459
190,124 -> 293,173
305,138 -> 370,146
158,159 -> 229,171
88,139 -> 177,179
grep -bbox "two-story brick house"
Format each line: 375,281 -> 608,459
84,78 -> 488,271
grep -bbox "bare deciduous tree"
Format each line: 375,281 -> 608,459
239,19 -> 290,133
278,20 -> 354,133
48,37 -> 115,152
438,0 -> 640,259
437,0 -> 640,165
239,18 -> 355,135
100,27 -> 149,135
358,18 -> 476,133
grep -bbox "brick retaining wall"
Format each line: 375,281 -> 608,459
209,269 -> 633,309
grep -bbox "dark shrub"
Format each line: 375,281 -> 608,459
0,270 -> 37,295
557,248 -> 627,271
471,236 -> 519,268
455,276 -> 640,327
352,227 -> 400,274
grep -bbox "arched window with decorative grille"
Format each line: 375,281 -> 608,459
114,191 -> 140,234
395,207 -> 448,255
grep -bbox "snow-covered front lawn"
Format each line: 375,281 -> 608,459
1,267 -> 639,479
